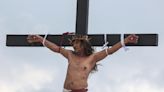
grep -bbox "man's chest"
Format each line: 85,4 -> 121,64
68,56 -> 93,72
69,59 -> 90,71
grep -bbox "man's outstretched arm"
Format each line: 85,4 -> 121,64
27,35 -> 70,59
93,34 -> 139,62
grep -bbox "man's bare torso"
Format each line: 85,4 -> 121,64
64,51 -> 95,90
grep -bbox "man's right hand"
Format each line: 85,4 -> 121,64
27,35 -> 43,43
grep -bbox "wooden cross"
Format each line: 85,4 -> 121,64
6,0 -> 158,47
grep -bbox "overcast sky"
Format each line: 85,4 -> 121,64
0,0 -> 164,92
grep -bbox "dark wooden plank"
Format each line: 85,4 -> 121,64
125,34 -> 158,46
75,0 -> 89,35
6,34 -> 158,47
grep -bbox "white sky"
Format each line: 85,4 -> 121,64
0,0 -> 164,92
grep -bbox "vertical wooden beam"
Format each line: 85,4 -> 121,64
75,0 -> 89,35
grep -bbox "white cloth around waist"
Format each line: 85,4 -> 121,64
63,88 -> 72,92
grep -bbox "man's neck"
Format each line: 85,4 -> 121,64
73,51 -> 86,57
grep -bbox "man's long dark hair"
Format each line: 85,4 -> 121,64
70,35 -> 98,73
80,39 -> 98,73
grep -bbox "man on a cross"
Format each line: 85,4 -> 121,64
27,34 -> 138,92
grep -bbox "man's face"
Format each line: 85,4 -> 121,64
72,40 -> 83,52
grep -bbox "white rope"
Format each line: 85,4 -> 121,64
42,33 -> 48,47
121,34 -> 129,51
105,48 -> 108,55
102,34 -> 109,55
102,34 -> 109,49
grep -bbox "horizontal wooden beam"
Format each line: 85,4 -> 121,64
6,34 -> 158,47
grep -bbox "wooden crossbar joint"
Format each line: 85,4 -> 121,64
5,0 -> 158,47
